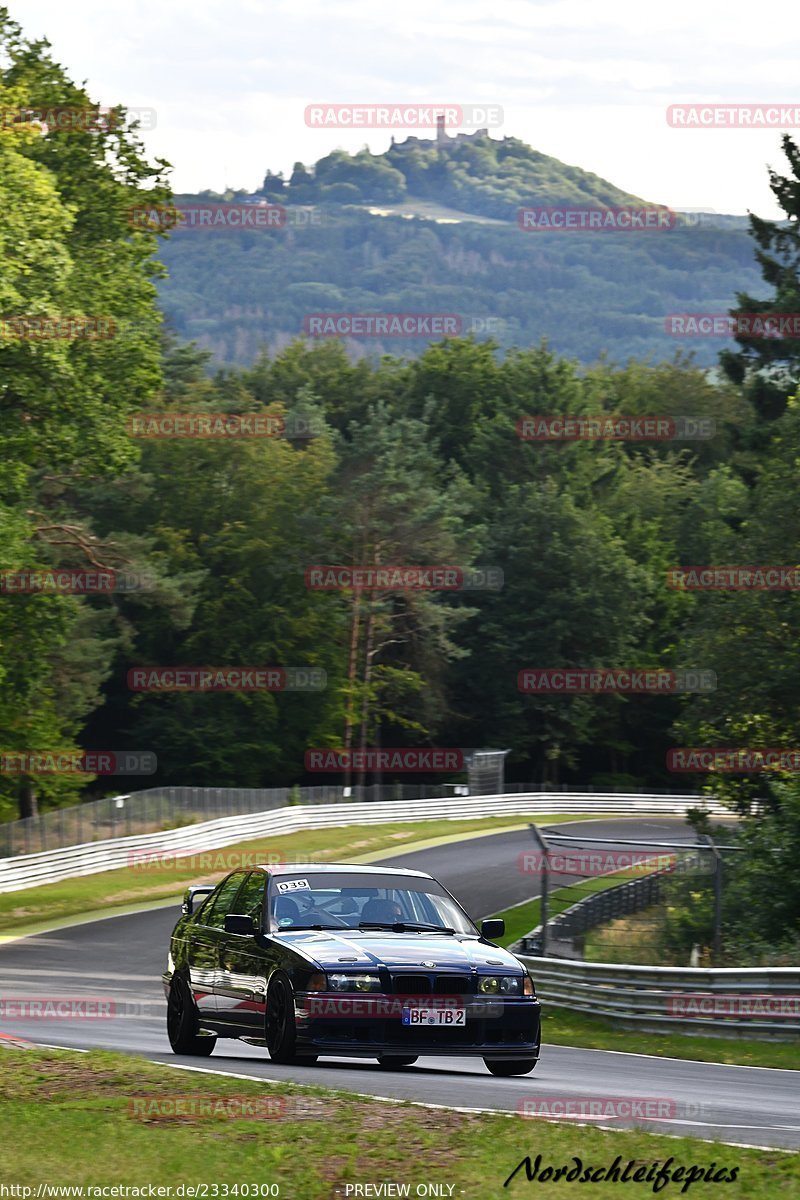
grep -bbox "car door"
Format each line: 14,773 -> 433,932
216,870 -> 270,1030
189,871 -> 249,1019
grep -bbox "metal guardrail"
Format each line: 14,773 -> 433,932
0,791 -> 722,893
0,783 -> 716,859
517,955 -> 800,1038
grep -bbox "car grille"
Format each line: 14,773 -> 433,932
392,974 -> 430,995
391,974 -> 472,995
434,975 -> 470,994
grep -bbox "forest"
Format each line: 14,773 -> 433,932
2,11 -> 800,836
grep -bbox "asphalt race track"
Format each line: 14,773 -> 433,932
1,817 -> 799,1150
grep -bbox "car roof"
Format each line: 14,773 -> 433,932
257,862 -> 433,879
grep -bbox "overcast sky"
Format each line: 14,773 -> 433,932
11,0 -> 800,217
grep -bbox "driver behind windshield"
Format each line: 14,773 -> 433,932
360,897 -> 403,924
271,889 -> 345,929
273,896 -> 300,927
271,890 -> 405,929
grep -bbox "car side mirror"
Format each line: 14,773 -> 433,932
182,885 -> 214,915
480,918 -> 505,940
224,913 -> 256,935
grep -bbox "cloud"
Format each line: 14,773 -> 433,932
11,0 -> 799,214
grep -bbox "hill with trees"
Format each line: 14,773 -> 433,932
154,135 -> 761,367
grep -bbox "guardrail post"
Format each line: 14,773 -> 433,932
528,822 -> 550,956
702,834 -> 723,965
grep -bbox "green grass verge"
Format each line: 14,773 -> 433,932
0,814 -> 602,937
541,1006 -> 799,1070
490,860 -> 668,951
0,1044 -> 795,1197
584,907 -> 669,964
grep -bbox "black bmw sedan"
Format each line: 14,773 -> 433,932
163,862 -> 541,1075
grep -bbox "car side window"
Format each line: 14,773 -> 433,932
201,872 -> 248,929
235,872 -> 267,929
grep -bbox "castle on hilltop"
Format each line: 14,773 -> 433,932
391,113 -> 490,150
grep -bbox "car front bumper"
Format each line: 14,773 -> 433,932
294,992 -> 542,1058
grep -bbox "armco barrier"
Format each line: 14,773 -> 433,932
0,792 -> 722,894
0,783 -> 717,858
517,956 -> 800,1038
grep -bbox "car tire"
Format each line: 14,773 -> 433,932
483,1057 -> 537,1076
376,1056 -> 418,1068
167,975 -> 216,1056
265,973 -> 316,1064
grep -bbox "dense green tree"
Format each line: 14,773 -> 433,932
674,393 -> 800,811
0,10 -> 170,816
330,403 -> 480,777
720,135 -> 800,422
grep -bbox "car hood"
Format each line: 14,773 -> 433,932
273,930 -> 524,973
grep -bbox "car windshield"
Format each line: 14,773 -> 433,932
268,871 -> 477,934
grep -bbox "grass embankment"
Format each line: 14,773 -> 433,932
0,1045 -> 795,1197
0,814 -> 601,937
584,908 -> 668,964
541,1007 -> 799,1071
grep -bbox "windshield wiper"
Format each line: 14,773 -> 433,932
280,924 -> 336,931
357,921 -> 456,934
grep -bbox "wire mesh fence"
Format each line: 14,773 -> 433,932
0,781 -> 705,858
522,852 -> 713,963
516,826 -> 744,966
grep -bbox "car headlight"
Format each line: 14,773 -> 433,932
523,974 -> 535,997
479,976 -> 523,995
326,973 -> 382,992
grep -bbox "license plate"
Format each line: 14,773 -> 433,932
401,1006 -> 466,1026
